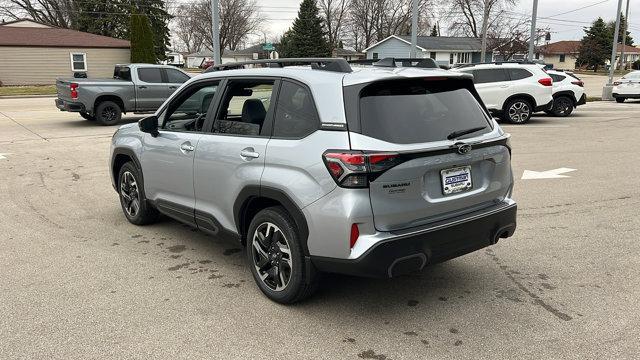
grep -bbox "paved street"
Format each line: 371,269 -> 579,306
1,97 -> 639,359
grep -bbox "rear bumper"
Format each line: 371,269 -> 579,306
311,201 -> 517,278
55,98 -> 85,112
612,93 -> 640,99
576,93 -> 587,106
534,99 -> 554,112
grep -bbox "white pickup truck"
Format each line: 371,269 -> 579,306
55,64 -> 191,125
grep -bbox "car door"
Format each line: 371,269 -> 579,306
141,79 -> 222,226
193,77 -> 279,234
136,67 -> 168,111
468,68 -> 510,111
164,68 -> 191,97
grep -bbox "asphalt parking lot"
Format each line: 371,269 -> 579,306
1,97 -> 639,359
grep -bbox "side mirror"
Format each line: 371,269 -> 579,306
138,115 -> 159,137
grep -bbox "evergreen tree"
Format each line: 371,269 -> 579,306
430,25 -> 438,36
130,11 -> 157,63
577,18 -> 611,72
608,14 -> 634,46
278,30 -> 294,58
133,0 -> 172,61
287,0 -> 331,57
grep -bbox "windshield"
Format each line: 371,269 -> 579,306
358,79 -> 492,144
623,72 -> 640,80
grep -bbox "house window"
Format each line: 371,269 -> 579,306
373,52 -> 379,59
430,52 -> 436,59
559,54 -> 566,62
456,52 -> 470,64
70,53 -> 87,72
449,53 -> 454,64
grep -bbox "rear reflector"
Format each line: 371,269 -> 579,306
350,223 -> 359,249
538,78 -> 553,86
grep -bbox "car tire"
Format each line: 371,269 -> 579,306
551,96 -> 574,117
615,97 -> 625,103
95,100 -> 122,126
246,206 -> 319,304
80,111 -> 95,121
503,98 -> 533,124
117,161 -> 159,225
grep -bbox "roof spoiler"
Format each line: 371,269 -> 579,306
204,58 -> 352,73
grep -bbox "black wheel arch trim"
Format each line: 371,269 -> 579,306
111,147 -> 143,192
552,91 -> 577,104
502,94 -> 537,111
234,186 -> 310,255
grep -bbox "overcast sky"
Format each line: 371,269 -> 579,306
251,0 -> 639,46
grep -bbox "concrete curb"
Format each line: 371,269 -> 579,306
0,94 -> 57,99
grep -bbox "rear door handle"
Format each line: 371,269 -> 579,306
240,148 -> 259,159
138,85 -> 147,89
180,142 -> 195,153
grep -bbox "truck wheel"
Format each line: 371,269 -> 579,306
502,98 -> 532,124
117,161 -> 159,225
615,97 -> 625,103
80,111 -> 95,121
246,206 -> 319,304
95,101 -> 122,126
551,96 -> 574,117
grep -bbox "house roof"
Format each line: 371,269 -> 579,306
333,48 -> 365,56
540,41 -> 581,55
616,44 -> 640,53
364,35 -> 484,52
0,25 -> 130,48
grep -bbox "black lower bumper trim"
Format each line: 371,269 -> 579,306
534,100 -> 554,112
576,93 -> 587,106
55,98 -> 85,112
613,93 -> 640,99
311,203 -> 517,278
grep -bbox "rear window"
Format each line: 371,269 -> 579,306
358,79 -> 491,144
113,66 -> 131,81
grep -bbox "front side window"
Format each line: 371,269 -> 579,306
70,53 -> 87,71
358,79 -> 491,144
213,79 -> 275,136
273,81 -> 319,138
162,81 -> 219,132
166,69 -> 190,83
137,68 -> 163,83
473,69 -> 509,84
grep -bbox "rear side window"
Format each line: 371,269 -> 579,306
472,69 -> 509,84
137,68 -> 163,83
273,81 -> 319,138
550,74 -> 566,82
358,79 -> 491,144
508,68 -> 533,80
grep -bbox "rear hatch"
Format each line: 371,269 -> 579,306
344,77 -> 512,232
55,79 -> 74,101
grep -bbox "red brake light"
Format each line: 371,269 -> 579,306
323,151 -> 401,188
350,223 -> 359,249
538,78 -> 553,86
70,83 -> 79,99
613,81 -> 621,86
571,81 -> 584,87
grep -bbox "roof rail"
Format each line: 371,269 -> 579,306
453,60 -> 541,69
204,58 -> 352,73
349,57 -> 439,69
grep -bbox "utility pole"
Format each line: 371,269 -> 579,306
410,0 -> 418,58
480,2 -> 489,62
608,0 -> 624,86
620,0 -> 630,70
528,0 -> 539,61
211,0 -> 221,65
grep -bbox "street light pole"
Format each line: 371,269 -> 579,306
211,0 -> 221,65
480,3 -> 489,62
410,0 -> 418,58
608,0 -> 624,86
620,0 -> 630,70
528,0 -> 539,61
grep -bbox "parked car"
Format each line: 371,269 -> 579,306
452,62 -> 554,124
110,58 -> 517,303
200,60 -> 214,70
544,70 -> 586,117
612,71 -> 640,103
55,64 -> 191,125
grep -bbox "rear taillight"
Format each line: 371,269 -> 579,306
323,151 -> 401,188
571,81 -> 584,87
538,78 -> 553,86
350,223 -> 359,249
70,83 -> 79,99
613,81 -> 621,86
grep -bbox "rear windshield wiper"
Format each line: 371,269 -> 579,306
447,126 -> 487,140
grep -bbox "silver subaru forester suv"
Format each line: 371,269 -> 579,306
110,58 -> 517,303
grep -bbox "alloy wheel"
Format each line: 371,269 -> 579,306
554,98 -> 572,116
508,101 -> 530,123
251,222 -> 292,292
101,106 -> 117,123
120,171 -> 140,217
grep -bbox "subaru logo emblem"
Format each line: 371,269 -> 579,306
457,144 -> 472,155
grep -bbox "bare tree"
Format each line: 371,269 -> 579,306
0,0 -> 73,27
447,0 -> 516,38
318,0 -> 350,50
172,3 -> 205,53
486,14 -> 531,60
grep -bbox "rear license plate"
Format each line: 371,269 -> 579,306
441,166 -> 472,195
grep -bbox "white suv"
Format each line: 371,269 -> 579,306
613,71 -> 640,103
545,70 -> 586,117
452,63 -> 554,124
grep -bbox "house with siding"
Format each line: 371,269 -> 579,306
0,19 -> 130,85
364,35 -> 493,66
538,41 -> 580,69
